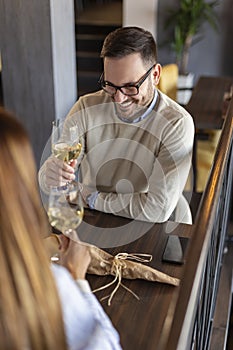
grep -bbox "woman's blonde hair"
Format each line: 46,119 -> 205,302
0,108 -> 67,350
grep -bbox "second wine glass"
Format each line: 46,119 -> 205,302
47,182 -> 84,237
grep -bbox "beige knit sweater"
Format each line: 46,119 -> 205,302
39,89 -> 194,223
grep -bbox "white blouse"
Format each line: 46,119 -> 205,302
51,264 -> 122,350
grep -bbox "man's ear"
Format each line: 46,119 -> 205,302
153,63 -> 162,85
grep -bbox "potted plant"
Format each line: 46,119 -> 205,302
164,0 -> 219,103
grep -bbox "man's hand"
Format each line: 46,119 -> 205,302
44,156 -> 77,188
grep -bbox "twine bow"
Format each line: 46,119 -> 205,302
92,253 -> 152,306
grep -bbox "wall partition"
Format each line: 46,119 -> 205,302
0,0 -> 77,167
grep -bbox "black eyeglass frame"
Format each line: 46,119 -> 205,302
99,64 -> 156,96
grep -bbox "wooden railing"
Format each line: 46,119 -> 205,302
159,97 -> 233,350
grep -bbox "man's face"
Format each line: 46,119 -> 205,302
103,53 -> 160,121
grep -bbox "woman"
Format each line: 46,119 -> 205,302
0,107 -> 121,350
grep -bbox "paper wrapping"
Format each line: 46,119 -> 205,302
45,235 -> 179,305
87,245 -> 179,287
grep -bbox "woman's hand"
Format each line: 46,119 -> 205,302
58,234 -> 91,280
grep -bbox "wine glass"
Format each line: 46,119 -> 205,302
51,119 -> 82,164
47,182 -> 84,260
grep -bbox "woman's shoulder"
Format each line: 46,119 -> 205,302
51,263 -> 74,288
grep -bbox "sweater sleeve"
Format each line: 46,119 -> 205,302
93,114 -> 194,223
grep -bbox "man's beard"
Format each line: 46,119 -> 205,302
114,101 -> 147,121
113,79 -> 154,122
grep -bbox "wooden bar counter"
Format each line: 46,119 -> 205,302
77,210 -> 192,350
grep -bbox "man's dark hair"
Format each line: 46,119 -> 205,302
100,26 -> 157,68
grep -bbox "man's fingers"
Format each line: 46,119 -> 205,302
68,159 -> 78,168
44,156 -> 76,187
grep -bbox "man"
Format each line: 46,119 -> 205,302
39,26 -> 194,223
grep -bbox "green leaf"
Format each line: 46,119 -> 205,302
164,0 -> 220,73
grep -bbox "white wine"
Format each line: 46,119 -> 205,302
48,205 -> 84,232
67,143 -> 82,161
52,142 -> 68,161
52,142 -> 82,162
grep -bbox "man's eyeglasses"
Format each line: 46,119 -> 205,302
99,64 -> 155,96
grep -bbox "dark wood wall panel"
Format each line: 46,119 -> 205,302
0,0 -> 77,167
